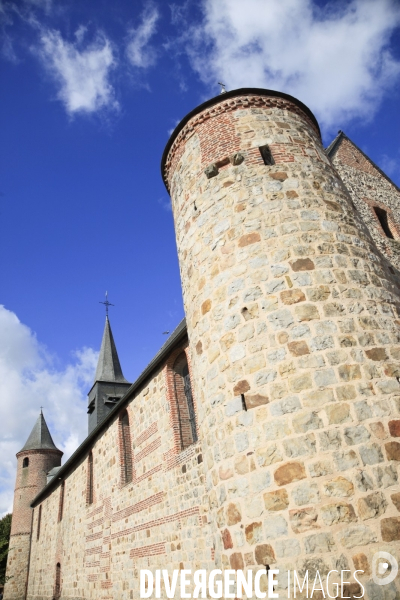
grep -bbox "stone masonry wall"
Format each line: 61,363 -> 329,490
26,340 -> 214,600
5,449 -> 62,600
331,136 -> 400,270
164,92 -> 400,598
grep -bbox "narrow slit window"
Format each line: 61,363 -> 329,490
259,144 -> 275,166
87,452 -> 94,505
374,207 -> 394,239
119,410 -> 133,485
58,482 -> 65,522
173,353 -> 197,450
37,505 -> 42,540
54,563 -> 61,599
22,457 -> 29,468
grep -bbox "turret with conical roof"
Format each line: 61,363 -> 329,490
4,411 -> 62,600
87,317 -> 131,434
20,410 -> 60,452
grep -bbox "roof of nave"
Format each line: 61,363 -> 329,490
19,411 -> 62,454
30,318 -> 187,507
326,130 -> 400,193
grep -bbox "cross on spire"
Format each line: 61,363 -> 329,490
99,291 -> 114,317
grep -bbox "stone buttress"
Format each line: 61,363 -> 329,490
162,88 -> 400,597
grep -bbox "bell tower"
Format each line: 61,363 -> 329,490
4,412 -> 62,600
87,317 -> 131,434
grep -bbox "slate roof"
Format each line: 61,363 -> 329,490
94,317 -> 129,383
20,411 -> 62,453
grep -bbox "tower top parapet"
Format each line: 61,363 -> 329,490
161,87 -> 321,191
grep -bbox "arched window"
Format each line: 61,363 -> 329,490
37,505 -> 42,540
54,563 -> 61,599
58,482 -> 65,522
173,353 -> 197,450
22,457 -> 29,468
119,410 -> 133,485
87,452 -> 94,505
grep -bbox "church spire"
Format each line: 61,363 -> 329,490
20,410 -> 61,452
94,316 -> 128,384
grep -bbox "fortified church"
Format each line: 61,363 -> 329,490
5,88 -> 400,600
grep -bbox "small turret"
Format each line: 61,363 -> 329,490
87,317 -> 131,434
4,412 -> 62,600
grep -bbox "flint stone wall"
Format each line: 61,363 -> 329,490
330,136 -> 400,270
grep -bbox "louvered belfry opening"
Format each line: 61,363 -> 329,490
173,353 -> 197,450
119,410 -> 133,485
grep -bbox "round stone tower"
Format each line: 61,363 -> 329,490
5,412 -> 62,600
162,89 -> 400,597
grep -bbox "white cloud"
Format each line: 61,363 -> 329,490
126,6 -> 159,68
0,306 -> 98,516
185,0 -> 400,129
35,27 -> 118,115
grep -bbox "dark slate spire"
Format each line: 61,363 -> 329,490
94,317 -> 128,383
20,411 -> 60,452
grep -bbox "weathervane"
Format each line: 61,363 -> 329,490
99,291 -> 114,317
218,82 -> 227,94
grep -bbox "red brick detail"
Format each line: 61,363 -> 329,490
110,506 -> 200,539
86,505 -> 103,520
101,581 -> 113,589
133,464 -> 162,484
36,504 -> 42,540
57,482 -> 65,522
86,451 -> 94,505
135,421 -> 158,447
85,546 -> 103,556
111,492 -> 164,523
11,448 -> 62,537
163,445 -> 197,471
335,138 -> 380,177
164,343 -> 199,455
85,531 -> 103,542
163,94 -> 320,189
54,562 -> 61,599
130,542 -> 166,559
134,437 -> 161,464
87,517 -> 104,531
104,497 -> 112,519
118,409 -> 134,486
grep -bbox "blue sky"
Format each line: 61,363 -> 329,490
0,0 -> 399,514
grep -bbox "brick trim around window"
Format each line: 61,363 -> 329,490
164,343 -> 198,454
